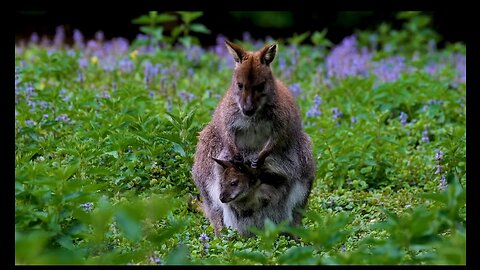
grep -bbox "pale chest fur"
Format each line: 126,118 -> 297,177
230,117 -> 273,153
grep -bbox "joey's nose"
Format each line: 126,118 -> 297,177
220,195 -> 229,203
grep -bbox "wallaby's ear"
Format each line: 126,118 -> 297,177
225,40 -> 246,64
259,43 -> 277,65
212,157 -> 234,169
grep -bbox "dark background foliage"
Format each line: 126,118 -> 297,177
15,11 -> 466,46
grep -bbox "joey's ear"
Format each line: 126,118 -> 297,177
225,40 -> 246,63
212,157 -> 234,169
259,43 -> 277,65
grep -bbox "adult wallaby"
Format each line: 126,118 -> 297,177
192,40 -> 315,235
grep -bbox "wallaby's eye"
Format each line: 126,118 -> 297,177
230,181 -> 238,187
237,83 -> 244,89
253,82 -> 265,92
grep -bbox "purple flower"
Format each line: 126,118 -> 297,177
421,128 -> 429,142
136,33 -> 149,42
326,35 -> 371,79
435,149 -> 444,161
306,95 -> 322,118
424,63 -> 439,75
161,67 -> 169,76
166,97 -> 172,112
428,99 -> 443,106
73,29 -> 84,48
102,61 -> 116,72
78,58 -> 88,69
428,39 -> 437,54
112,38 -> 129,54
290,45 -> 300,66
119,59 -> 134,73
331,107 -> 343,121
103,41 -> 113,54
438,174 -> 447,191
77,71 -> 84,83
42,114 -> 49,119
40,36 -> 51,47
97,91 -> 111,99
53,26 -> 65,47
399,112 -> 408,126
56,114 -> 70,123
212,35 -> 228,57
289,83 -> 301,97
434,164 -> 442,175
453,54 -> 466,85
350,116 -> 357,126
149,91 -> 155,98
279,57 -> 286,71
95,31 -> 105,41
80,202 -> 94,212
199,233 -> 210,242
306,107 -> 321,118
188,68 -> 194,77
144,62 -> 153,84
26,83 -> 35,96
283,67 -> 292,78
25,119 -> 36,126
15,67 -> 21,83
178,91 -> 196,103
186,45 -> 203,63
61,90 -> 73,102
242,32 -> 252,43
39,101 -> 49,109
86,40 -> 99,52
149,257 -> 161,264
30,32 -> 39,44
27,100 -> 36,109
373,56 -> 406,83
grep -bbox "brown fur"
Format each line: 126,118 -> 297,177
192,41 -> 316,235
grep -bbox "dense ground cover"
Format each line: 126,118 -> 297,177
15,12 -> 466,265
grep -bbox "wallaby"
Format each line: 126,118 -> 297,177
192,40 -> 315,235
212,139 -> 290,236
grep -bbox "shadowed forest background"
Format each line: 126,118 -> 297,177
15,11 -> 466,46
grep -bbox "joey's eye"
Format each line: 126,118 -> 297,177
230,181 -> 238,187
237,83 -> 244,89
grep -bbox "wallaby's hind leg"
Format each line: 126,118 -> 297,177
292,208 -> 304,227
200,200 -> 224,235
210,207 -> 224,235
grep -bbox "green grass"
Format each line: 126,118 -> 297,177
15,28 -> 465,265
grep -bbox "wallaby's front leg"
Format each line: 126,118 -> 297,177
226,136 -> 243,164
251,137 -> 274,168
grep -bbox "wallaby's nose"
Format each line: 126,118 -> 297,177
242,107 -> 256,116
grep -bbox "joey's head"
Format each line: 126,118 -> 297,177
225,40 -> 277,117
212,157 -> 258,204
